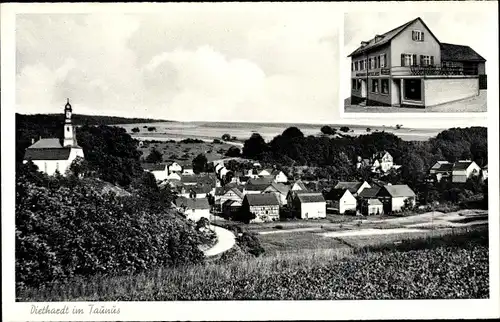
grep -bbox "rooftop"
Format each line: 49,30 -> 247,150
175,197 -> 210,210
297,192 -> 325,203
244,193 -> 279,206
382,185 -> 416,198
334,181 -> 365,194
359,187 -> 381,199
142,163 -> 167,171
24,148 -> 72,161
441,43 -> 486,62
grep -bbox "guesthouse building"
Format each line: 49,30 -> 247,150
348,17 -> 486,108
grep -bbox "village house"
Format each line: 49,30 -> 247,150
348,17 -> 486,108
246,168 -> 261,179
334,181 -> 371,197
244,178 -> 273,194
222,199 -> 242,218
182,165 -> 195,175
142,163 -> 169,181
23,99 -> 85,176
166,172 -> 182,181
175,197 -> 211,222
290,192 -> 326,219
377,184 -> 416,213
452,160 -> 481,183
325,188 -> 357,215
362,199 -> 384,216
263,182 -> 290,206
241,193 -> 280,223
429,160 -> 453,182
291,180 -> 308,192
168,162 -> 183,174
371,151 -> 394,173
218,186 -> 244,207
258,168 -> 288,183
179,184 -> 213,199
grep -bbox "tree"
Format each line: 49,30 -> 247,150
147,126 -> 157,132
131,127 -> 140,133
282,127 -> 304,139
225,146 -> 241,157
321,125 -> 335,135
192,154 -> 208,174
221,134 -> 231,141
242,133 -> 268,159
340,126 -> 350,133
145,148 -> 163,164
366,128 -> 371,132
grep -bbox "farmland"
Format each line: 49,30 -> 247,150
137,140 -> 235,163
17,226 -> 488,301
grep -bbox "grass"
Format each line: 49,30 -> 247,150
17,226 -> 488,301
258,231 -> 348,255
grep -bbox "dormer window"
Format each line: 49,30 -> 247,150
412,30 -> 424,41
374,35 -> 384,43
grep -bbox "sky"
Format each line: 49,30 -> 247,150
15,3 -> 340,123
343,10 -> 497,99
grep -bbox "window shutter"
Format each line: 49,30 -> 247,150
401,54 -> 405,67
430,56 -> 434,66
420,55 -> 424,66
412,54 -> 417,66
411,31 -> 415,40
421,32 -> 424,41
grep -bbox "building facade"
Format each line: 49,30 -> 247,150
349,17 -> 486,108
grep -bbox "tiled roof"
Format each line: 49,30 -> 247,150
175,197 -> 210,209
359,187 -> 381,199
334,181 -> 363,194
28,138 -> 62,149
244,193 -> 279,206
24,148 -> 72,161
181,174 -> 215,184
382,185 -> 416,198
225,187 -> 244,199
367,199 -> 383,206
441,43 -> 486,62
191,184 -> 213,194
326,188 -> 348,201
348,17 -> 440,57
431,160 -> 451,170
292,180 -> 308,191
245,183 -> 272,192
297,192 -> 325,203
349,18 -> 417,57
453,160 -> 475,171
270,182 -> 290,195
142,163 -> 167,171
222,199 -> 242,207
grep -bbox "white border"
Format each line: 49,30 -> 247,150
2,2 -> 499,321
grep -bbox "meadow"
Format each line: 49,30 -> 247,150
138,140 -> 235,163
17,226 -> 488,301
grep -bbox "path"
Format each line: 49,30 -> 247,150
203,225 -> 236,257
258,227 -> 322,235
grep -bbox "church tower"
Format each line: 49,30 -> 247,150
63,98 -> 74,147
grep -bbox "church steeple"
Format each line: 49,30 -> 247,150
63,99 -> 74,147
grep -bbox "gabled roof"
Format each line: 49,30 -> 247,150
24,148 -> 72,161
244,193 -> 279,206
326,188 -> 350,201
381,185 -> 416,198
190,184 -> 213,195
175,197 -> 210,209
28,138 -> 63,149
441,43 -> 486,62
334,181 -> 364,194
452,160 -> 476,171
292,180 -> 308,191
359,187 -> 381,199
431,160 -> 451,169
245,182 -> 272,192
348,17 -> 440,57
432,161 -> 453,172
367,199 -> 383,206
181,174 -> 215,184
224,186 -> 244,199
142,163 -> 167,171
222,199 -> 242,207
297,192 -> 325,203
269,182 -> 290,195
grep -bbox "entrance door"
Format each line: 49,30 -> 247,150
403,79 -> 422,101
361,80 -> 367,98
392,79 -> 401,106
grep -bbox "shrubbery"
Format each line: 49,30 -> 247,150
15,164 -> 205,289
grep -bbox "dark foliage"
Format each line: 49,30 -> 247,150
145,148 -> 163,164
225,146 -> 241,157
192,154 -> 208,174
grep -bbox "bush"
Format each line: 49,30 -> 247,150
340,126 -> 350,133
180,138 -> 204,144
225,146 -> 241,157
237,232 -> 265,257
131,127 -> 140,133
274,225 -> 284,229
147,126 -> 157,132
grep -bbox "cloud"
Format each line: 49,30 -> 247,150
16,5 -> 340,123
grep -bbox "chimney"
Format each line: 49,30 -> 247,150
360,41 -> 369,47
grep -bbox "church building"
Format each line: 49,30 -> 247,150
23,99 -> 85,176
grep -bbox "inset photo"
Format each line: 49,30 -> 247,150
343,13 -> 492,113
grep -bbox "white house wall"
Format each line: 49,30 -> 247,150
300,202 -> 326,219
185,209 -> 211,222
424,78 -> 479,107
391,196 -> 415,212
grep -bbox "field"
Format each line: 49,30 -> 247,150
138,140 -> 235,163
17,226 -> 488,301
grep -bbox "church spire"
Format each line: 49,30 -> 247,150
63,99 -> 74,147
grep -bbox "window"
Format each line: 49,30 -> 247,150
351,62 -> 354,71
401,54 -> 418,67
352,79 -> 357,91
371,79 -> 379,93
412,30 -> 424,41
381,79 -> 389,94
420,55 -> 433,66
377,56 -> 380,69
354,61 -> 359,71
359,60 -> 364,70
369,57 -> 375,69
380,54 -> 386,68
357,79 -> 362,90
